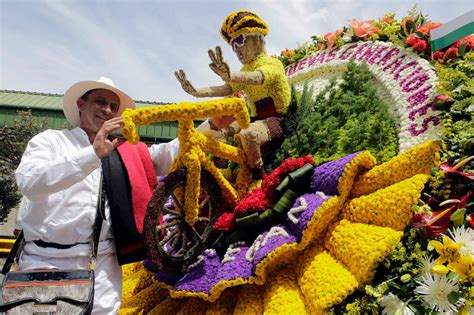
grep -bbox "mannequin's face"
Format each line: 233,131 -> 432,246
231,34 -> 265,64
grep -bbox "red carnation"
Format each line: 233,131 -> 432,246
234,156 -> 315,217
406,34 -> 418,46
413,40 -> 428,53
213,212 -> 236,231
445,46 -> 458,60
432,50 -> 444,61
454,35 -> 474,50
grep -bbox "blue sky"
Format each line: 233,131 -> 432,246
0,0 -> 472,103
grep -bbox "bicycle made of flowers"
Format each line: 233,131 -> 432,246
122,98 -> 251,273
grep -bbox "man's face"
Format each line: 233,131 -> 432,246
77,89 -> 120,134
231,34 -> 264,65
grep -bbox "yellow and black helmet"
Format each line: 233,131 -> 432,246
220,10 -> 269,44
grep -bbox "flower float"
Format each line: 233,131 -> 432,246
120,8 -> 473,314
120,140 -> 441,313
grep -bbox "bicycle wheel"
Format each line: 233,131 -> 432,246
144,168 -> 222,274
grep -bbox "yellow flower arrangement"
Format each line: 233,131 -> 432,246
122,98 -> 250,144
233,284 -> 265,314
204,287 -> 240,314
121,262 -> 144,279
176,298 -> 210,314
229,53 -> 291,117
342,174 -> 430,230
120,281 -> 169,314
449,254 -> 474,283
325,220 -> 403,284
430,236 -> 463,265
429,236 -> 474,282
220,10 -> 269,44
122,98 -> 251,225
263,266 -> 308,314
120,141 -> 442,312
294,243 -> 359,313
148,297 -> 186,314
351,140 -> 441,197
337,151 -> 377,199
300,196 -> 343,249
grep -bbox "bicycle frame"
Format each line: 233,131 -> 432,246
122,98 -> 252,226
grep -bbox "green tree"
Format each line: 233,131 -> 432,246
0,110 -> 48,222
267,59 -> 399,169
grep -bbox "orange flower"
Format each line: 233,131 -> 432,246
323,29 -> 342,49
401,18 -> 414,30
417,22 -> 443,35
381,16 -> 394,24
406,34 -> 418,46
282,48 -> 295,57
349,19 -> 379,38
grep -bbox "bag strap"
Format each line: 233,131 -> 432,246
1,176 -> 105,274
88,174 -> 105,270
1,231 -> 24,275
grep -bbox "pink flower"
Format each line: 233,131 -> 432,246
323,29 -> 342,49
433,94 -> 454,105
349,19 -> 379,38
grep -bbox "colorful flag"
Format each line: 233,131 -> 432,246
430,10 -> 474,51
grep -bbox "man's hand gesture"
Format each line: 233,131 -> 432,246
174,69 -> 199,97
93,117 -> 123,158
208,46 -> 231,82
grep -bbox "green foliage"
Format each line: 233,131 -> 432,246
267,59 -> 399,170
0,110 -> 48,222
435,54 -> 474,166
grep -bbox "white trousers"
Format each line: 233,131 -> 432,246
19,244 -> 122,314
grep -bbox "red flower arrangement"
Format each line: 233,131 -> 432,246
213,155 -> 315,231
444,46 -> 459,60
413,40 -> 428,53
454,35 -> 474,49
432,50 -> 445,61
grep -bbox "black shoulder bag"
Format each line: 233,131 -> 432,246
0,177 -> 106,314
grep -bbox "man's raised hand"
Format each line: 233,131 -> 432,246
93,117 -> 123,158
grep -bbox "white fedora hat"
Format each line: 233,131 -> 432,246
63,76 -> 135,127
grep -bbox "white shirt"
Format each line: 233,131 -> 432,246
14,125 -> 205,258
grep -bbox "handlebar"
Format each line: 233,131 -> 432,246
122,98 -> 250,144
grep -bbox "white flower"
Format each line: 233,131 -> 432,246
448,226 -> 474,256
379,293 -> 414,315
415,274 -> 464,313
416,254 -> 436,279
